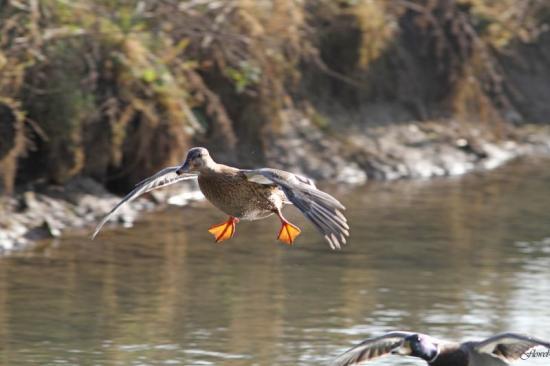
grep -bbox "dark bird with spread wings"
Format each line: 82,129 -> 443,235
332,331 -> 550,366
92,147 -> 349,249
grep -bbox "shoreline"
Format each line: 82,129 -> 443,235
0,179 -> 203,253
1,121 -> 550,253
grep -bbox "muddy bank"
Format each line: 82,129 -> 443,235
2,121 -> 550,253
2,1 -> 550,194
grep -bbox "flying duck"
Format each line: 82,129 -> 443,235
332,331 -> 550,366
92,147 -> 349,249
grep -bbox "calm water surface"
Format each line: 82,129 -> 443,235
1,158 -> 550,365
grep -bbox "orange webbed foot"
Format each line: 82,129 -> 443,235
208,217 -> 239,243
277,221 -> 301,245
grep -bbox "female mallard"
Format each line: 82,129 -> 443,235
93,147 -> 349,249
332,331 -> 550,366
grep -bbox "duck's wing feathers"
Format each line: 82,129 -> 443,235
473,332 -> 550,361
243,168 -> 348,249
91,167 -> 197,239
331,331 -> 416,366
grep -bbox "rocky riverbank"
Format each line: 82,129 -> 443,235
2,121 -> 549,253
0,178 -> 202,253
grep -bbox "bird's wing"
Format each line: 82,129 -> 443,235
243,168 -> 348,249
331,331 -> 416,366
91,167 -> 197,239
473,332 -> 550,361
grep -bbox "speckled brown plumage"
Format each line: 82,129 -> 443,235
198,165 -> 284,221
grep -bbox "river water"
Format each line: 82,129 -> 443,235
1,158 -> 549,365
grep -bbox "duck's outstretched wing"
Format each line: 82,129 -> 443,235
331,331 -> 415,366
92,167 -> 197,239
473,332 -> 550,361
243,168 -> 349,249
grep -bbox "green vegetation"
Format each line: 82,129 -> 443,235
1,0 -> 549,194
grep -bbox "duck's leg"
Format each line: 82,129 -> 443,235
208,216 -> 239,243
275,209 -> 301,245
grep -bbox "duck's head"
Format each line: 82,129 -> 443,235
393,334 -> 439,363
176,147 -> 214,174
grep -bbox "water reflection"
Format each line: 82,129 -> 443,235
0,158 -> 549,365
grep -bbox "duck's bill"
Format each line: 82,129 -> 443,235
176,161 -> 190,175
392,341 -> 412,356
